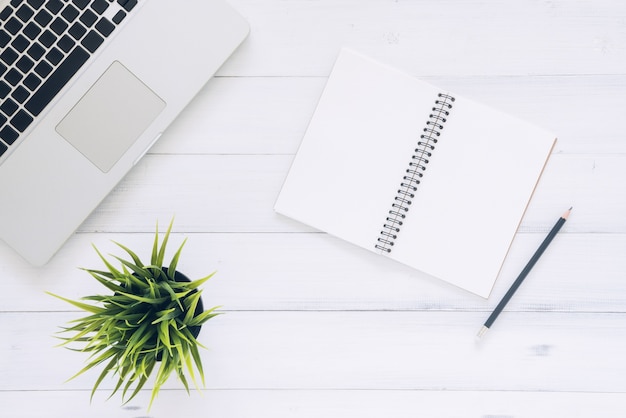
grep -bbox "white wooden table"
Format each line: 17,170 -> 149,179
2,1 -> 626,416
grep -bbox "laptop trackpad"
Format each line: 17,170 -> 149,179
56,61 -> 166,173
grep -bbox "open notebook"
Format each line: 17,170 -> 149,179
275,49 -> 556,298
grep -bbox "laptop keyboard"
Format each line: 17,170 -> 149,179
0,0 -> 138,157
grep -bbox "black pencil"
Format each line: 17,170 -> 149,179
477,207 -> 572,338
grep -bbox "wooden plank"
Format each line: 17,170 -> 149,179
2,233 -> 625,313
217,0 -> 626,77
1,390 -> 624,418
151,75 -> 626,156
1,311 -> 624,392
63,154 -> 626,233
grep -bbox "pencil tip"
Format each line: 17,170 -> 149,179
563,207 -> 572,220
477,326 -> 488,339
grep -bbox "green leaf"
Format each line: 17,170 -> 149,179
157,320 -> 173,357
112,256 -> 153,282
152,308 -> 178,325
188,337 -> 205,386
124,363 -> 153,405
151,220 -> 160,266
185,271 -> 216,291
177,367 -> 191,394
82,269 -> 125,293
113,241 -> 145,269
188,306 -> 221,327
180,338 -> 200,391
89,354 -> 119,401
182,292 -> 202,325
171,325 -> 193,347
83,269 -> 115,281
93,245 -> 125,280
107,372 -> 126,401
156,218 -> 175,269
167,238 -> 187,279
46,292 -> 105,314
160,280 -> 187,311
116,291 -> 168,305
69,345 -> 118,383
149,351 -> 175,410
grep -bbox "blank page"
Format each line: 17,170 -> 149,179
275,49 -> 556,298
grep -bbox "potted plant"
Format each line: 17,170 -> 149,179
47,220 -> 219,409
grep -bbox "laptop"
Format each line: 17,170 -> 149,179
0,0 -> 249,265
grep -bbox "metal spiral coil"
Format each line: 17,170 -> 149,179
375,93 -> 455,253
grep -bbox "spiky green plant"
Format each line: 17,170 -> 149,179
47,220 -> 219,409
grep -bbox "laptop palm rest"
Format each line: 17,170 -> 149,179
56,61 -> 166,173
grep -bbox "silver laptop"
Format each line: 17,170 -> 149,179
0,0 -> 249,265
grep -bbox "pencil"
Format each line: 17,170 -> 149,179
477,207 -> 572,338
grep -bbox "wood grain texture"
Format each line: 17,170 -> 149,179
152,75 -> 626,155
2,312 -> 625,392
2,233 -> 625,313
1,391 -> 624,418
66,154 -> 623,233
2,0 -> 625,416
219,0 -> 626,77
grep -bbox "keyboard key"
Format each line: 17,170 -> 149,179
79,9 -> 97,26
91,0 -> 108,14
33,9 -> 52,26
95,17 -> 114,37
0,81 -> 10,98
11,34 -> 30,52
23,21 -> 42,39
61,4 -> 79,22
46,47 -> 63,65
27,42 -> 45,60
45,0 -> 64,14
11,85 -> 30,103
81,29 -> 103,52
10,0 -> 23,8
0,48 -> 19,66
0,30 -> 11,47
68,21 -> 86,39
0,125 -> 19,144
0,6 -> 12,21
23,73 -> 41,91
0,114 -> 6,126
4,68 -> 23,86
57,34 -> 75,52
0,98 -> 18,116
0,63 -> 5,77
26,0 -> 45,9
112,10 -> 125,24
5,17 -> 24,35
33,60 -> 52,78
25,46 -> 89,116
118,0 -> 136,12
15,4 -> 34,22
10,109 -> 33,132
72,0 -> 90,10
0,141 -> 7,157
50,17 -> 69,35
15,55 -> 34,73
38,29 -> 57,47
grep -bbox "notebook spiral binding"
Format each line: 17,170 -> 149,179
375,93 -> 455,253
